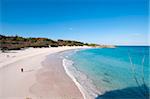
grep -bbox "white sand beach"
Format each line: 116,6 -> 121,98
0,46 -> 89,99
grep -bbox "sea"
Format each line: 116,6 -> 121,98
62,46 -> 149,99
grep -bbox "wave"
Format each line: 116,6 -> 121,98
62,58 -> 101,99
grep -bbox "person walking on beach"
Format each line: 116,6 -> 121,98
21,68 -> 24,72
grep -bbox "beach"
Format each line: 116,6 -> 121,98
0,46 -> 89,99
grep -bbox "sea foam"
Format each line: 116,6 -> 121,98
62,58 -> 100,99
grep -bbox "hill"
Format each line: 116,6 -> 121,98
0,35 -> 86,51
0,35 -> 115,51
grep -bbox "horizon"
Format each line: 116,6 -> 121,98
1,0 -> 149,45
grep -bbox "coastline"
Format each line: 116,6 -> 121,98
62,58 -> 87,99
61,50 -> 101,99
0,46 -> 89,99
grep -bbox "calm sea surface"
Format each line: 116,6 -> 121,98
63,46 -> 149,99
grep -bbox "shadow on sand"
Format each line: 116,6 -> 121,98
96,84 -> 149,99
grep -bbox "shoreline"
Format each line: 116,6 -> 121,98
0,46 -> 90,99
62,58 -> 87,99
62,50 -> 101,99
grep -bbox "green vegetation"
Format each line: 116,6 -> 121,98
87,43 -> 99,47
0,35 -> 115,51
0,35 -> 86,51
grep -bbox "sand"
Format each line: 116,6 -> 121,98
0,46 -> 89,99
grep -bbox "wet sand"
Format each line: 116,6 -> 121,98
30,54 -> 82,99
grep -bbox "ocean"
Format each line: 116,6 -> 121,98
62,46 -> 149,99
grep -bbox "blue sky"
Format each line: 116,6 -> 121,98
1,0 -> 149,45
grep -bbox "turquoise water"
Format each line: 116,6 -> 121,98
65,46 -> 149,99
